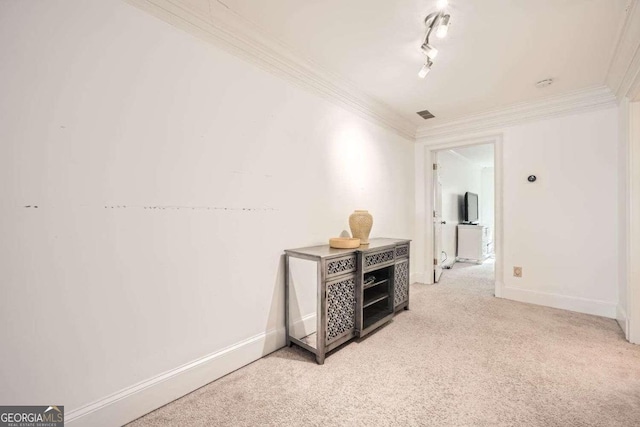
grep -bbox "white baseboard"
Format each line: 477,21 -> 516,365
66,328 -> 286,427
617,305 -> 629,339
290,313 -> 316,338
494,281 -> 505,298
501,286 -> 616,319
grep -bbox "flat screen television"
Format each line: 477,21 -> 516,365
464,192 -> 479,224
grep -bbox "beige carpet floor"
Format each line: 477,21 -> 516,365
129,261 -> 640,426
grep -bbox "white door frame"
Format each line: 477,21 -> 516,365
618,16 -> 640,343
433,153 -> 443,282
419,134 -> 504,296
628,100 -> 640,344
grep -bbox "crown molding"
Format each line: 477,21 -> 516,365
415,86 -> 617,141
123,0 -> 417,140
606,0 -> 640,100
124,0 -> 631,143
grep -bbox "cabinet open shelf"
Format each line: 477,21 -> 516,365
363,278 -> 388,290
363,287 -> 389,308
360,262 -> 394,335
363,299 -> 391,329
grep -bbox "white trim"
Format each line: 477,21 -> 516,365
422,148 -> 434,285
415,86 -> 616,140
123,0 -> 636,143
493,137 -> 504,298
629,100 -> 640,344
123,0 -> 416,140
66,328 -> 285,427
618,305 -> 629,338
618,98 -> 632,343
290,313 -> 316,339
502,287 -> 617,319
631,75 -> 640,101
606,0 -> 640,99
418,135 -> 504,299
122,0 -> 628,144
614,0 -> 640,344
621,46 -> 640,101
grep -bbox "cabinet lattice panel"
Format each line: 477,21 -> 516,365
394,261 -> 409,307
364,250 -> 394,268
326,256 -> 356,276
326,277 -> 356,343
395,245 -> 409,258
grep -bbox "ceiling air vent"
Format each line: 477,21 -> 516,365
417,109 -> 435,120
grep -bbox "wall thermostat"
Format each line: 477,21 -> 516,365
527,175 -> 537,182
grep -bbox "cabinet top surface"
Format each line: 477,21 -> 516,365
285,238 -> 411,259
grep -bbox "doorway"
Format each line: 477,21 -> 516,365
433,144 -> 495,284
420,135 -> 504,297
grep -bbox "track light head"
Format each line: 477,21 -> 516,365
436,14 -> 450,38
418,61 -> 433,79
421,43 -> 438,60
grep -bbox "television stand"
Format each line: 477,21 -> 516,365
457,224 -> 488,264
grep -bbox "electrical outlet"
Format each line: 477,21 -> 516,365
513,266 -> 523,278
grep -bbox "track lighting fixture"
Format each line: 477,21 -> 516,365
421,43 -> 438,60
418,2 -> 451,78
418,60 -> 433,79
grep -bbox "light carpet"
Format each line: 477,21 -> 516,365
129,261 -> 640,426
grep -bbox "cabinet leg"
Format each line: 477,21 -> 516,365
315,354 -> 325,365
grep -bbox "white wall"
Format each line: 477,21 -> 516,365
0,0 -> 414,424
436,151 -> 482,265
417,106 -> 619,318
501,107 -> 618,315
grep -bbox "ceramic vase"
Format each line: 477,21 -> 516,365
349,210 -> 373,244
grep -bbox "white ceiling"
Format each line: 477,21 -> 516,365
199,0 -> 630,128
450,144 -> 494,168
